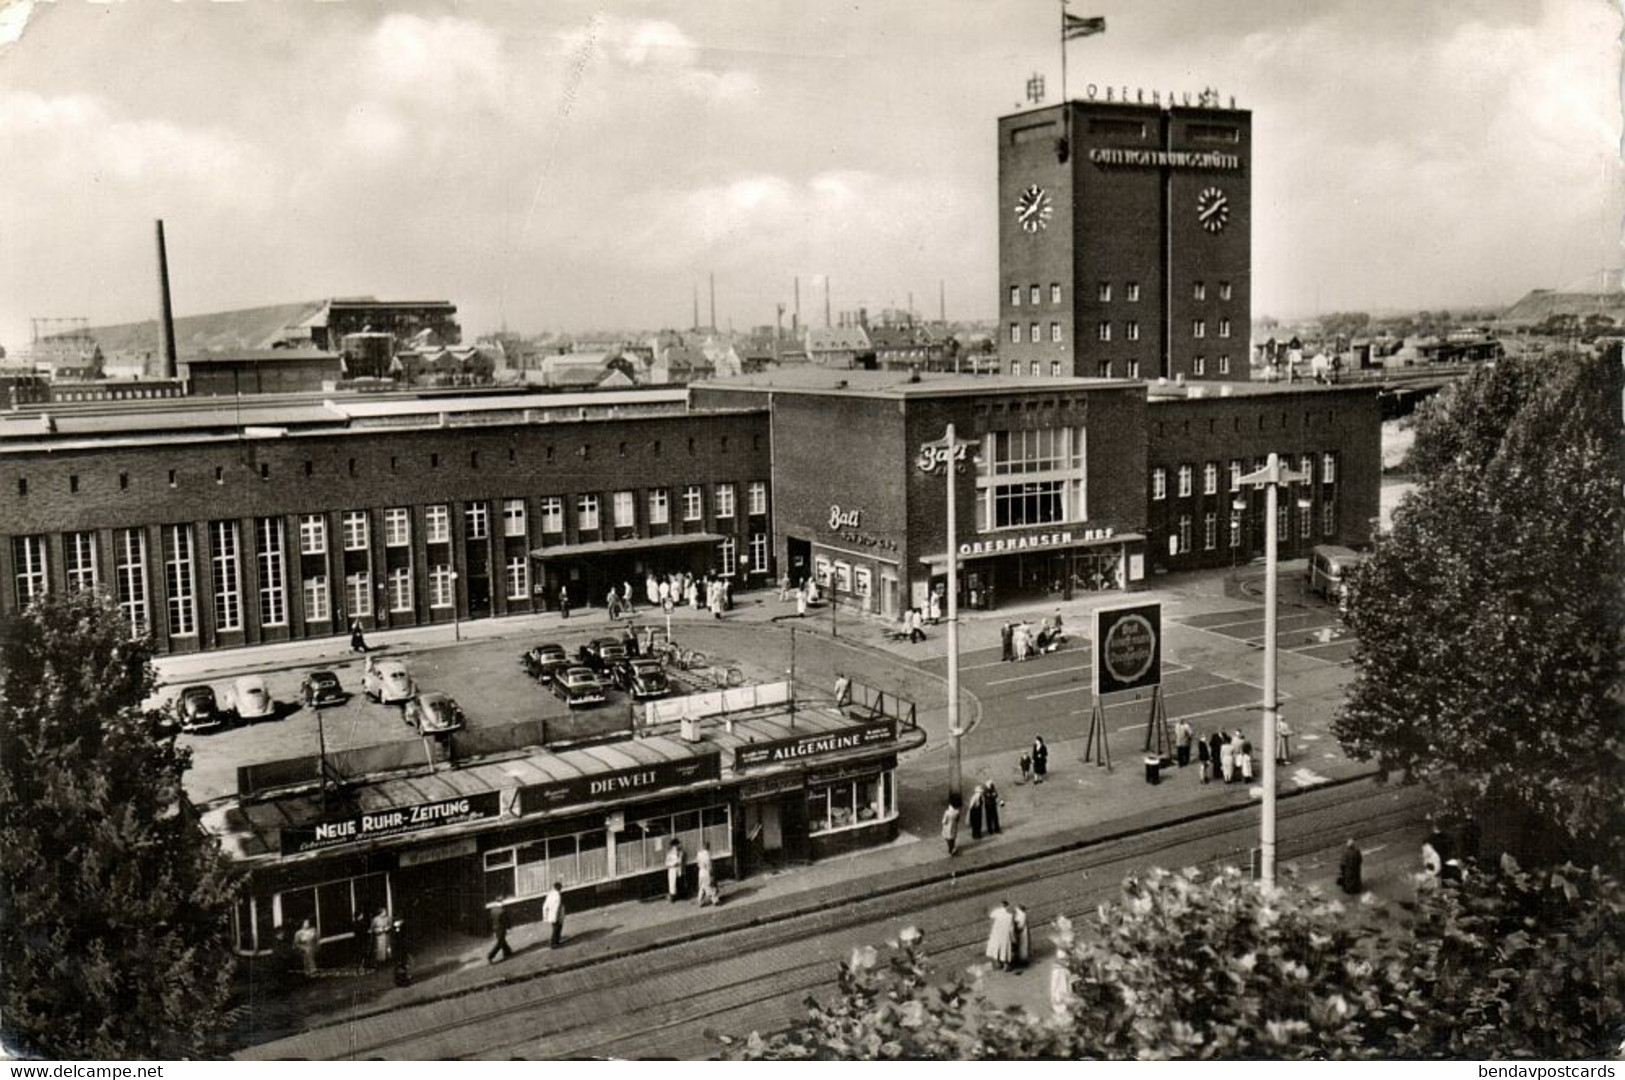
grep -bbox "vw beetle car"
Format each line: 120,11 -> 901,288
403,691 -> 466,734
363,658 -> 416,705
552,666 -> 607,709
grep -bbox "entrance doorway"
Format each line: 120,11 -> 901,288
786,537 -> 811,587
466,575 -> 491,619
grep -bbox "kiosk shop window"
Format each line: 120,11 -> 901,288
235,871 -> 390,953
853,566 -> 873,603
814,556 -> 833,586
486,806 -> 731,900
807,773 -> 894,836
614,805 -> 731,877
833,561 -> 853,594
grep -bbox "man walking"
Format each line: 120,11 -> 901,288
1001,622 -> 1014,663
559,585 -> 570,619
1174,720 -> 1193,767
486,901 -> 513,964
941,799 -> 961,856
666,838 -> 685,901
543,882 -> 565,948
695,842 -> 718,907
1337,839 -> 1363,895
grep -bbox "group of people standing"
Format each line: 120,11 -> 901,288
984,899 -> 1032,972
778,574 -> 821,617
664,838 -> 722,906
999,613 -> 1065,662
1018,736 -> 1049,785
1173,719 -> 1294,783
288,906 -> 396,979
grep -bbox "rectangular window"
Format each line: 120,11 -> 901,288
1050,322 -> 1062,343
1177,465 -> 1193,498
1030,361 -> 1041,377
577,494 -> 600,532
1299,505 -> 1312,539
12,535 -> 46,605
1193,320 -> 1206,339
714,484 -> 736,519
385,508 -> 411,547
1194,355 -> 1206,376
503,499 -> 527,537
465,502 -> 489,541
429,564 -> 454,609
750,532 -> 768,573
613,490 -> 636,529
1010,361 -> 1020,376
1097,361 -> 1113,378
1220,281 -> 1233,300
748,481 -> 768,516
1194,282 -> 1207,301
1050,361 -> 1062,376
304,575 -> 330,622
719,537 -> 737,576
115,528 -> 148,632
806,773 -> 893,837
1230,460 -> 1243,492
1097,322 -> 1111,342
647,489 -> 669,526
1219,318 -> 1232,339
1219,354 -> 1231,375
1126,321 -> 1140,341
342,511 -> 368,551
1029,322 -> 1040,344
683,485 -> 703,522
1203,462 -> 1218,495
65,531 -> 98,593
388,566 -> 413,613
1322,501 -> 1336,536
505,555 -> 529,600
299,514 -> 327,556
541,496 -> 565,533
1010,285 -> 1021,307
1029,285 -> 1040,305
256,517 -> 287,627
1126,282 -> 1141,302
1204,512 -> 1217,551
1322,453 -> 1337,483
1127,359 -> 1140,379
1151,467 -> 1167,500
164,525 -> 197,637
211,521 -> 241,632
1050,283 -> 1061,304
1177,514 -> 1192,554
1097,282 -> 1111,302
346,571 -> 372,618
1277,505 -> 1289,540
992,480 -> 1068,528
1230,511 -> 1242,548
1300,454 -> 1315,482
425,505 -> 450,544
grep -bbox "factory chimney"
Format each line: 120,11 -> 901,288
793,276 -> 801,334
708,272 -> 716,333
155,220 -> 178,379
824,277 -> 832,329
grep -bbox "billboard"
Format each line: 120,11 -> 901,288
1094,602 -> 1162,695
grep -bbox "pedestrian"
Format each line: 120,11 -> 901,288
779,573 -> 792,602
1239,735 -> 1254,781
1197,735 -> 1211,783
968,784 -> 985,840
666,838 -> 685,901
647,574 -> 661,606
543,881 -> 565,947
559,585 -> 571,619
1012,904 -> 1031,970
1208,731 -> 1223,782
486,901 -> 513,964
369,906 -> 393,966
1276,718 -> 1293,764
695,842 -> 718,906
1337,839 -> 1363,895
833,671 -> 852,707
607,589 -> 621,620
983,781 -> 1002,834
293,917 -> 319,976
658,577 -> 671,604
806,576 -> 819,604
796,585 -> 808,618
941,799 -> 961,856
928,587 -> 942,625
909,608 -> 925,643
353,910 -> 373,970
1175,719 -> 1193,767
623,580 -> 635,612
1049,949 -> 1075,1020
1013,622 -> 1031,661
709,582 -> 724,620
349,619 -> 369,654
1220,734 -> 1236,783
1018,750 -> 1032,784
622,622 -> 639,657
1001,622 -> 1014,662
1031,736 -> 1049,784
985,901 -> 1016,970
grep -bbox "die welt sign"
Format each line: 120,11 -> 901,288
518,752 -> 722,816
280,792 -> 501,855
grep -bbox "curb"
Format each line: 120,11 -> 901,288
252,766 -> 1379,1051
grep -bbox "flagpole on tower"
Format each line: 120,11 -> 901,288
1059,0 -> 1069,103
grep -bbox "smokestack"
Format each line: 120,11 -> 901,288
793,276 -> 801,334
939,279 -> 946,324
692,284 -> 699,332
824,278 -> 831,329
709,272 -> 716,332
155,220 -> 178,380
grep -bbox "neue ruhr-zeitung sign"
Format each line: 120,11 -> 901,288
1094,602 -> 1162,695
280,792 -> 502,855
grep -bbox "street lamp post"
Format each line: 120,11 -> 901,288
1238,452 -> 1307,891
451,570 -> 461,643
919,424 -> 979,806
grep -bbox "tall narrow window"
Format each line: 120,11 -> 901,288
388,566 -> 413,613
346,571 -> 372,618
718,537 -> 737,576
1151,468 -> 1167,500
1177,464 -> 1193,498
12,536 -> 46,605
683,485 -> 703,522
1127,359 -> 1140,379
1220,281 -> 1233,300
715,483 -> 736,519
1097,282 -> 1111,302
1126,321 -> 1140,341
303,575 -> 330,622
648,489 -> 670,526
540,497 -> 565,534
577,494 -> 600,531
65,531 -> 98,593
1193,320 -> 1206,339
342,511 -> 368,551
750,533 -> 768,573
1050,283 -> 1061,304
465,502 -> 489,541
1177,515 -> 1192,553
1219,318 -> 1232,339
505,555 -> 529,600
1050,322 -> 1062,343
1193,282 -> 1207,301
425,505 -> 450,544
1029,285 -> 1040,305
211,521 -> 241,631
385,508 -> 411,547
1203,462 -> 1218,495
1219,354 -> 1231,375
1322,453 -> 1337,483
1322,501 -> 1335,536
1010,324 -> 1021,344
1126,282 -> 1141,302
748,481 -> 768,516
256,517 -> 287,627
1010,285 -> 1021,307
1229,460 -> 1243,492
115,528 -> 148,632
1029,322 -> 1040,344
164,525 -> 197,637
1203,512 -> 1217,551
429,564 -> 454,608
503,499 -> 527,537
299,514 -> 327,555
1097,322 -> 1111,342
613,491 -> 636,529
1194,355 -> 1207,376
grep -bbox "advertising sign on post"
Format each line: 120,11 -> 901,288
1094,602 -> 1162,695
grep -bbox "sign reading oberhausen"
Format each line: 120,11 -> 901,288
518,752 -> 722,816
280,792 -> 501,855
1094,602 -> 1162,695
960,526 -> 1114,556
735,719 -> 896,770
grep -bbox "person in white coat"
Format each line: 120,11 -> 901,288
665,838 -> 685,901
542,882 -> 565,948
985,901 -> 1016,970
695,842 -> 718,906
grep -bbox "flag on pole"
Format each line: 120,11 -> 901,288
1063,13 -> 1106,40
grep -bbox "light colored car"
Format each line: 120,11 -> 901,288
228,675 -> 275,723
363,658 -> 415,705
403,692 -> 466,735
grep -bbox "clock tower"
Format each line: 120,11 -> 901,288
997,97 -> 1252,382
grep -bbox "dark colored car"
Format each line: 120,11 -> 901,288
523,643 -> 572,684
300,670 -> 345,708
613,657 -> 670,700
173,684 -> 225,733
403,691 -> 466,734
578,637 -> 630,673
552,666 -> 607,709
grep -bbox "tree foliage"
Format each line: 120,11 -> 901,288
1336,352 -> 1625,865
723,863 -> 1625,1060
0,589 -> 238,1059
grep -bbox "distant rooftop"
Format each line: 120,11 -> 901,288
694,368 -> 1140,399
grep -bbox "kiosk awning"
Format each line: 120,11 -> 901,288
532,532 -> 725,560
918,531 -> 1143,568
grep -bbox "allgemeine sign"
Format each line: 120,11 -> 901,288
280,792 -> 502,855
1094,602 -> 1162,695
734,720 -> 896,770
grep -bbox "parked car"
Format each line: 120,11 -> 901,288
227,675 -> 276,723
578,637 -> 630,673
552,666 -> 607,709
172,684 -> 225,733
299,670 -> 345,709
613,657 -> 670,700
363,658 -> 416,704
523,643 -> 572,684
403,691 -> 466,735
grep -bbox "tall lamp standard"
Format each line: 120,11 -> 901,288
919,424 -> 980,805
1237,452 -> 1308,891
451,570 -> 462,643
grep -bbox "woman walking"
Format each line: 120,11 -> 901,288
968,784 -> 985,840
983,781 -> 1002,834
1031,736 -> 1049,784
293,918 -> 319,976
985,901 -> 1016,971
941,799 -> 961,856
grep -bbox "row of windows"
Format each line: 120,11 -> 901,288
10,440 -> 765,498
1191,318 -> 1232,339
1007,318 -> 1231,347
1009,322 -> 1064,345
1190,355 -> 1234,376
1167,502 -> 1337,554
1010,283 -> 1065,307
1009,360 -> 1070,378
1151,454 -> 1338,500
1021,281 -> 1231,305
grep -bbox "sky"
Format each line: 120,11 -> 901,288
0,0 -> 1618,349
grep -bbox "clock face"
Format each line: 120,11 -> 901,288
1196,186 -> 1230,233
1014,183 -> 1054,234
